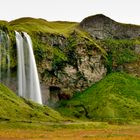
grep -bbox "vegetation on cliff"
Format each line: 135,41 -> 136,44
1,17 -> 106,98
101,39 -> 140,73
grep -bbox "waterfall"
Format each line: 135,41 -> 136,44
15,31 -> 42,104
0,30 -> 11,85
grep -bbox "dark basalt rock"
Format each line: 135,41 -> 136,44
80,14 -> 140,39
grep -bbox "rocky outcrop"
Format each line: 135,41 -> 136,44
80,14 -> 140,39
35,32 -> 107,105
79,14 -> 140,78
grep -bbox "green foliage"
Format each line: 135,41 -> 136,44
31,37 -> 49,62
0,21 -> 9,32
0,21 -> 17,69
58,72 -> 140,122
51,48 -> 67,70
102,39 -> 140,72
0,83 -> 63,122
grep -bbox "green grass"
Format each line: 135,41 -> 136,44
57,72 -> 140,123
0,83 -> 63,123
9,17 -> 78,36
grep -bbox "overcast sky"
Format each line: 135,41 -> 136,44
0,0 -> 140,24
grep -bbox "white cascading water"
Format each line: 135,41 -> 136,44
0,30 -> 11,85
15,31 -> 42,104
6,34 -> 11,82
15,31 -> 26,97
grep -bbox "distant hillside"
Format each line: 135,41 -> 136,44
0,83 -> 63,122
9,17 -> 78,36
58,72 -> 140,122
80,14 -> 140,39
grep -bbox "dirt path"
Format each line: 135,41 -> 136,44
0,125 -> 140,140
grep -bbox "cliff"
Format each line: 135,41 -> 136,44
80,14 -> 140,76
0,17 -> 106,105
0,14 -> 140,106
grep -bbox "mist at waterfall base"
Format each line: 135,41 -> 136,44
0,31 -> 42,104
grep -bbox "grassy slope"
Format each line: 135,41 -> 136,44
0,83 -> 63,122
9,17 -> 78,36
58,72 -> 140,122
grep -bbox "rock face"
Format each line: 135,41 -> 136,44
35,32 -> 107,105
0,18 -> 107,106
80,14 -> 140,79
80,14 -> 140,39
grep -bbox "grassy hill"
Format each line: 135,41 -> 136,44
0,83 -> 63,122
57,72 -> 140,123
9,17 -> 78,36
